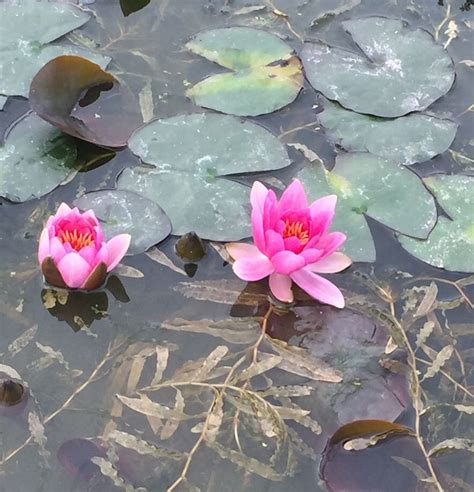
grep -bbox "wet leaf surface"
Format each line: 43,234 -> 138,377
186,27 -> 303,116
0,113 -> 77,202
297,154 -> 437,262
318,97 -> 457,165
0,1 -> 109,99
301,17 -> 455,117
118,113 -> 290,240
400,174 -> 474,272
74,189 -> 171,255
29,55 -> 141,147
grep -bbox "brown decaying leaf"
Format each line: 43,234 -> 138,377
429,438 -> 474,456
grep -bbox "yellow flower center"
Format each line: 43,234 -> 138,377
283,219 -> 309,244
58,229 -> 94,251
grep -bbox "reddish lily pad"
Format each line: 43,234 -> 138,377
29,55 -> 142,148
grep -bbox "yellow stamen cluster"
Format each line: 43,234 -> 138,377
58,229 -> 94,251
283,219 -> 309,244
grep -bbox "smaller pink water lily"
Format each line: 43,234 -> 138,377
226,179 -> 351,308
38,203 -> 131,290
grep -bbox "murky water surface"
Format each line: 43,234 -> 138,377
0,1 -> 473,491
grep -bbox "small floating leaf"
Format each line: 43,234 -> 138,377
301,17 -> 454,117
317,98 -> 457,165
297,154 -> 437,262
74,189 -> 171,255
0,113 -> 77,202
399,174 -> 474,272
119,0 -> 151,17
187,27 -> 303,116
30,56 -> 141,147
118,113 -> 290,240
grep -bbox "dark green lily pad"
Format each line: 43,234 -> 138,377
318,98 -> 457,165
0,113 -> 77,202
186,27 -> 303,116
117,113 -> 290,240
0,1 -> 110,99
399,174 -> 474,272
74,190 -> 172,255
120,0 -> 151,17
297,153 -> 437,262
301,17 -> 454,117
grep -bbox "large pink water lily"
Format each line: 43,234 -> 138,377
38,203 -> 131,290
226,180 -> 351,308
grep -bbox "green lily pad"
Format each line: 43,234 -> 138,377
297,153 -> 437,262
301,17 -> 454,117
74,190 -> 172,255
0,96 -> 7,111
318,98 -> 457,165
0,0 -> 110,99
186,27 -> 303,116
0,113 -> 77,202
399,175 -> 474,272
117,113 -> 290,240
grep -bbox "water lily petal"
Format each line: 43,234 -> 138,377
300,248 -> 324,265
38,227 -> 50,264
57,252 -> 93,288
291,268 -> 345,308
233,254 -> 274,281
49,236 -> 67,263
104,234 -> 131,271
271,250 -> 305,275
269,272 -> 293,303
265,229 -> 284,257
226,242 -> 261,261
318,232 -> 347,257
250,181 -> 269,213
307,252 -> 352,273
251,207 -> 266,253
283,236 -> 303,253
55,202 -> 72,218
263,190 -> 279,231
78,244 -> 97,265
310,194 -> 337,235
278,179 -> 308,213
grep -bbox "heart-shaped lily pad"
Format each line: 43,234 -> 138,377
0,1 -> 110,99
0,113 -> 77,202
74,190 -> 172,255
318,98 -> 457,165
117,113 -> 290,240
297,153 -> 437,262
301,17 -> 454,117
399,174 -> 474,272
186,27 -> 303,116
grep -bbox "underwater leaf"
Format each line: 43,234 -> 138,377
0,1 -> 109,99
421,345 -> 454,381
0,113 -> 77,202
414,283 -> 438,318
204,397 -> 224,442
160,389 -> 185,440
30,56 -> 141,147
192,345 -> 229,382
117,394 -> 188,420
186,27 -> 303,116
108,430 -> 182,460
145,247 -> 187,276
415,321 -> 435,349
317,98 -> 457,165
119,113 -> 290,240
236,355 -> 283,382
150,346 -> 169,386
28,412 -> 50,462
301,17 -> 454,117
297,154 -> 437,262
8,325 -> 38,357
114,264 -> 145,278
429,438 -> 474,457
454,405 -> 474,415
400,174 -> 474,272
75,190 -> 171,255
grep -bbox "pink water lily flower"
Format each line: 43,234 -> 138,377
227,179 -> 351,308
38,203 -> 131,290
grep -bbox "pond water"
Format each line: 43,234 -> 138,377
0,1 -> 473,491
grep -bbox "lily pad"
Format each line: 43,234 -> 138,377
120,0 -> 151,17
0,1 -> 110,99
318,98 -> 457,165
117,113 -> 290,240
399,174 -> 474,272
297,153 -> 437,262
0,113 -> 77,202
30,56 -> 141,148
74,190 -> 172,255
186,27 -> 303,116
301,17 -> 455,117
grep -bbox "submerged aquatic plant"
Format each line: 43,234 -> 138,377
227,180 -> 351,307
38,203 -> 130,290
